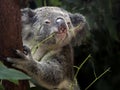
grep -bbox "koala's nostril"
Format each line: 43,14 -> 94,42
44,19 -> 51,24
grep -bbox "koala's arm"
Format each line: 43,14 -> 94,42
6,47 -> 64,89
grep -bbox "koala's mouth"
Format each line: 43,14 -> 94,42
56,24 -> 68,41
57,26 -> 67,34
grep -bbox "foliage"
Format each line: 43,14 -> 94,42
0,61 -> 30,85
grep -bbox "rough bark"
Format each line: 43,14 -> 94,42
0,0 -> 29,90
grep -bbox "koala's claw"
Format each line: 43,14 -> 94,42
6,57 -> 18,63
6,57 -> 12,62
15,49 -> 28,60
23,45 -> 31,55
6,57 -> 25,69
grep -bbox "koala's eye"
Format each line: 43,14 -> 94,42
56,18 -> 65,25
44,19 -> 51,24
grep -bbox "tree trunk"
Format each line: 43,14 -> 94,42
0,0 -> 29,90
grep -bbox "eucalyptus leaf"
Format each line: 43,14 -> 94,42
0,62 -> 30,81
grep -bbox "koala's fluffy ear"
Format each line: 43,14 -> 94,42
69,13 -> 89,46
21,8 -> 35,40
69,13 -> 86,27
21,8 -> 35,24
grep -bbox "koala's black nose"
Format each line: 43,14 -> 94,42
56,18 -> 65,26
56,18 -> 67,33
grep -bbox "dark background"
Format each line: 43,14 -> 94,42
26,0 -> 120,90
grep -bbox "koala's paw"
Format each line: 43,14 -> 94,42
6,46 -> 33,69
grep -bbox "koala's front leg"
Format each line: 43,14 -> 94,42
6,46 -> 64,89
6,46 -> 36,72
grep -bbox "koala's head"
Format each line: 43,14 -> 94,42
21,7 -> 87,49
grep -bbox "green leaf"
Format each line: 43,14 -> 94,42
0,62 -> 30,82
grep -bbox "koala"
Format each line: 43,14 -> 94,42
7,7 -> 87,90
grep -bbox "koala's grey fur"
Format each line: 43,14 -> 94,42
7,7 -> 87,90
